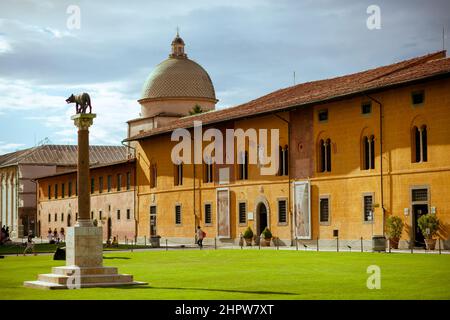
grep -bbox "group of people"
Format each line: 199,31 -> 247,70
47,228 -> 65,244
0,225 -> 11,245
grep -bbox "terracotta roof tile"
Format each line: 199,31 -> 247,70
125,51 -> 449,142
0,145 -> 129,168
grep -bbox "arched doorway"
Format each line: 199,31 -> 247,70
107,217 -> 112,241
67,214 -> 72,227
257,202 -> 268,236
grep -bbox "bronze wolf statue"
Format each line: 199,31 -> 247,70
65,93 -> 92,114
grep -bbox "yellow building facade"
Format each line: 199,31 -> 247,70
127,39 -> 450,249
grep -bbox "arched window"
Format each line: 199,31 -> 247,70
238,151 -> 248,180
150,163 -> 157,188
278,145 -> 289,176
318,139 -> 332,172
412,125 -> 428,162
362,135 -> 375,170
204,158 -> 213,183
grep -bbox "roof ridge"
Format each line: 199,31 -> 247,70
361,50 -> 447,83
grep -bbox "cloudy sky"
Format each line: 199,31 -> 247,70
0,0 -> 449,154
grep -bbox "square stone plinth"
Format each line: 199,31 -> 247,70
66,226 -> 103,267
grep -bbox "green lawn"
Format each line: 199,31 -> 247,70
0,243 -> 152,255
0,250 -> 449,300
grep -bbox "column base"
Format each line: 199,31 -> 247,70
24,266 -> 147,290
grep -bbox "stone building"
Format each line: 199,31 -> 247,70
124,46 -> 450,249
0,145 -> 128,238
35,159 -> 136,241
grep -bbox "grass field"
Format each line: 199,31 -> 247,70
0,250 -> 449,300
0,243 -> 152,255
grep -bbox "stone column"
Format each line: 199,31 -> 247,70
67,113 -> 103,267
72,114 -> 95,226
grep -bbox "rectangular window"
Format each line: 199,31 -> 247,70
126,172 -> 131,190
48,185 -> 51,200
411,90 -> 424,106
99,176 -> 103,193
107,175 -> 112,192
238,201 -> 246,224
54,213 -> 57,222
127,209 -> 131,220
204,203 -> 212,225
54,184 -> 58,199
278,199 -> 287,223
48,214 -> 51,222
117,210 -> 120,220
363,195 -> 374,222
68,181 -> 72,197
61,213 -> 64,222
175,205 -> 181,225
61,183 -> 65,198
319,196 -> 330,223
150,206 -> 157,236
117,174 -> 122,191
318,109 -> 328,122
99,211 -> 102,220
91,211 -> 94,220
361,102 -> 372,114
91,177 -> 95,194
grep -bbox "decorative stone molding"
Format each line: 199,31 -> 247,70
71,113 -> 96,130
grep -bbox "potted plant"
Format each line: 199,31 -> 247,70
418,214 -> 440,250
243,227 -> 253,246
261,227 -> 272,246
386,216 -> 404,249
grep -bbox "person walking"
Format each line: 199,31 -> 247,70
23,234 -> 36,256
196,226 -> 205,249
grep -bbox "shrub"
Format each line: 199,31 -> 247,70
386,216 -> 404,239
243,227 -> 253,239
261,227 -> 272,239
418,214 -> 440,239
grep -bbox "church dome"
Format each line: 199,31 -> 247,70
140,33 -> 217,102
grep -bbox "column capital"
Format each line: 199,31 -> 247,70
71,113 -> 96,130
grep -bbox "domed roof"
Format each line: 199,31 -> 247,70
140,33 -> 216,102
140,57 -> 216,101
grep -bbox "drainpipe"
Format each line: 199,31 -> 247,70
365,94 -> 385,236
274,113 -> 292,244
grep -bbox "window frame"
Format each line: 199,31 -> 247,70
238,201 -> 247,226
318,109 -> 329,122
204,202 -> 213,226
175,203 -> 182,226
319,194 -> 331,225
277,198 -> 288,225
362,192 -> 375,224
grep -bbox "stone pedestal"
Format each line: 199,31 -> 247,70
24,112 -> 146,290
66,226 -> 103,267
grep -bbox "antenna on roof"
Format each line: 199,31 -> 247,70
293,71 -> 296,85
443,26 -> 446,51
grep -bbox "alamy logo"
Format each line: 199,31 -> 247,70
171,121 -> 280,175
66,267 -> 81,289
366,5 -> 381,30
66,5 -> 81,30
366,265 -> 381,289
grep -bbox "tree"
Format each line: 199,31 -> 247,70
189,104 -> 204,115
